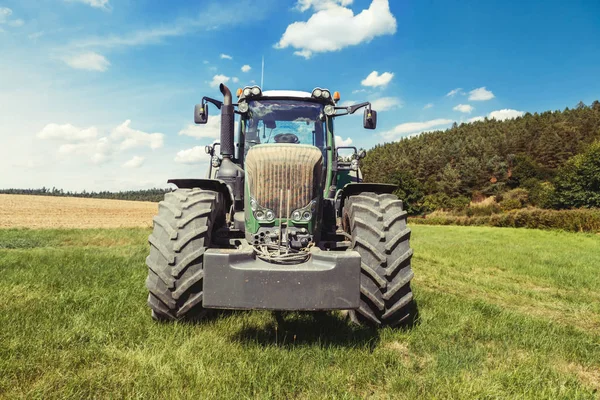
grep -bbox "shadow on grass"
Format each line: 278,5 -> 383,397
228,301 -> 420,349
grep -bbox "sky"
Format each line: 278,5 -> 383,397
1,0 -> 600,191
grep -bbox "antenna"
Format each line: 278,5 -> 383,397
261,56 -> 265,89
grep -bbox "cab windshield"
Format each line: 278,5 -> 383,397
243,99 -> 326,156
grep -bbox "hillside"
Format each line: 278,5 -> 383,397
362,101 -> 600,214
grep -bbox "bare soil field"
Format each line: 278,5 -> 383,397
0,194 -> 156,229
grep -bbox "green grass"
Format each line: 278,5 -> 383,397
1,226 -> 599,399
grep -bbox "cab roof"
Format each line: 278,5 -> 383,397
261,90 -> 313,98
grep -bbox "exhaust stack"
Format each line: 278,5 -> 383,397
216,83 -> 243,209
219,83 -> 235,158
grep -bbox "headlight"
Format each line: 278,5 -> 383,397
313,88 -> 322,98
322,90 -> 330,99
251,197 -> 275,222
291,198 -> 318,222
265,210 -> 275,221
212,156 -> 221,168
324,104 -> 335,116
351,159 -> 359,171
243,88 -> 251,96
251,86 -> 261,95
238,102 -> 249,113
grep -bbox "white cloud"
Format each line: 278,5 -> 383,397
179,118 -> 221,140
203,60 -> 209,64
111,120 -> 164,150
123,155 -> 145,168
370,97 -> 401,111
29,31 -> 44,40
382,118 -> 454,140
468,116 -> 485,123
468,87 -> 495,101
488,109 -> 524,121
466,109 -> 524,123
361,70 -> 394,87
210,74 -> 230,88
220,53 -> 233,60
453,104 -> 474,113
69,0 -> 111,10
423,103 -> 433,109
232,77 -> 239,83
57,137 -> 112,164
0,7 -> 12,22
241,64 -> 251,72
68,2 -> 268,51
352,89 -> 367,94
335,135 -> 353,146
63,52 -> 110,72
38,120 -> 163,164
296,0 -> 353,12
0,7 -> 24,28
37,123 -> 98,141
8,19 -> 24,27
276,0 -> 396,58
446,88 -> 463,97
175,146 -> 211,164
293,50 -> 313,59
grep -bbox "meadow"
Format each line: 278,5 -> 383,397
1,225 -> 599,399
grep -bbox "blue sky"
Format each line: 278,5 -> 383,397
1,0 -> 599,191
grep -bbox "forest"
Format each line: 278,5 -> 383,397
0,187 -> 171,202
362,101 -> 600,216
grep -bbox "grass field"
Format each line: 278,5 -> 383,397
1,225 -> 599,399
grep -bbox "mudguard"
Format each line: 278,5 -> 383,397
336,182 -> 397,216
168,178 -> 233,211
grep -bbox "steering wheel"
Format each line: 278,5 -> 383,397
273,133 -> 299,144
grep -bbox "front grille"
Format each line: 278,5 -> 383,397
245,144 -> 323,217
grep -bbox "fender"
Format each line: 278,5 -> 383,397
336,182 -> 397,216
168,179 -> 233,211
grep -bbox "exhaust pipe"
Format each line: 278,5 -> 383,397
219,83 -> 235,158
216,83 -> 243,210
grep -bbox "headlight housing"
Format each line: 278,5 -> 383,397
242,85 -> 262,99
249,197 -> 275,222
291,199 -> 318,222
311,88 -> 331,101
238,101 -> 249,113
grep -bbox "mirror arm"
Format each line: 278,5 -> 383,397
333,101 -> 371,116
202,96 -> 223,110
348,102 -> 371,115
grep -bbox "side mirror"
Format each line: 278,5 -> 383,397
205,145 -> 213,155
194,103 -> 208,124
363,108 -> 377,130
358,149 -> 367,159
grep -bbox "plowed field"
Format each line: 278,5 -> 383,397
0,194 -> 156,229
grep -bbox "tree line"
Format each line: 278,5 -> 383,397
0,187 -> 171,202
362,101 -> 600,215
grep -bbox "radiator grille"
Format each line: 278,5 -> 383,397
245,144 -> 324,217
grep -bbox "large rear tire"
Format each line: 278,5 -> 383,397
343,192 -> 415,327
145,188 -> 224,321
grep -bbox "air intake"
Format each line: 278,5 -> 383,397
245,144 -> 323,218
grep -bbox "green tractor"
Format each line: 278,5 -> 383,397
146,84 -> 414,326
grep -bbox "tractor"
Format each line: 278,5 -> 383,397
145,83 -> 414,326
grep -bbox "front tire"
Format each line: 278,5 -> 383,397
343,192 -> 415,327
145,188 -> 223,321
